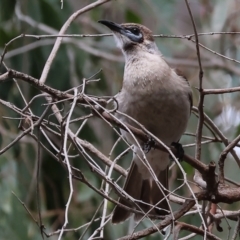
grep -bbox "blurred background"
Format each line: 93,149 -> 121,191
1,0 -> 240,239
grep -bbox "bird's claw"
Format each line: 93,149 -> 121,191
170,142 -> 184,161
143,137 -> 155,153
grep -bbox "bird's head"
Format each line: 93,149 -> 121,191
98,20 -> 158,56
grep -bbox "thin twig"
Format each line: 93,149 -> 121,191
219,134 -> 240,183
39,0 -> 112,85
231,216 -> 240,240
57,89 -> 78,240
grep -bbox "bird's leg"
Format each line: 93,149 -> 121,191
170,142 -> 184,161
143,136 -> 155,153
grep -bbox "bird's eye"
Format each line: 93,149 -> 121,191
130,28 -> 140,35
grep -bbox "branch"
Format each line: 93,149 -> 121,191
5,69 -> 106,106
39,0 -> 112,84
219,134 -> 240,183
117,199 -> 196,240
204,86 -> 240,94
175,222 -> 221,240
185,0 -> 204,163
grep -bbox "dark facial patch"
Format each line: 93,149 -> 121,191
121,23 -> 154,42
123,26 -> 143,43
121,24 -> 155,52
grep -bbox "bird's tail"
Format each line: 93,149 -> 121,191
112,162 -> 169,224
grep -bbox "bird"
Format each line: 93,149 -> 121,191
98,20 -> 192,224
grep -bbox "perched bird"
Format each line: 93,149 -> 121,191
99,20 -> 192,224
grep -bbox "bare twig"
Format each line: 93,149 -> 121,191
57,89 -> 78,240
39,0 -> 112,85
231,216 -> 240,240
175,222 -> 221,240
117,199 -> 196,240
219,134 -> 240,183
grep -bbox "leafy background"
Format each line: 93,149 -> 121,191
1,0 -> 240,239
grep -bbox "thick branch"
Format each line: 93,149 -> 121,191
6,69 -> 106,106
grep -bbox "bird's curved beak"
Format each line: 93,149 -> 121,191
98,20 -> 125,35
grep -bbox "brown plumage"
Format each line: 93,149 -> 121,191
99,20 -> 192,224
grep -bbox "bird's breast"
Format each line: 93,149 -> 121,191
116,63 -> 191,145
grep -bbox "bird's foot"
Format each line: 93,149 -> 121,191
143,136 -> 155,153
170,142 -> 184,161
